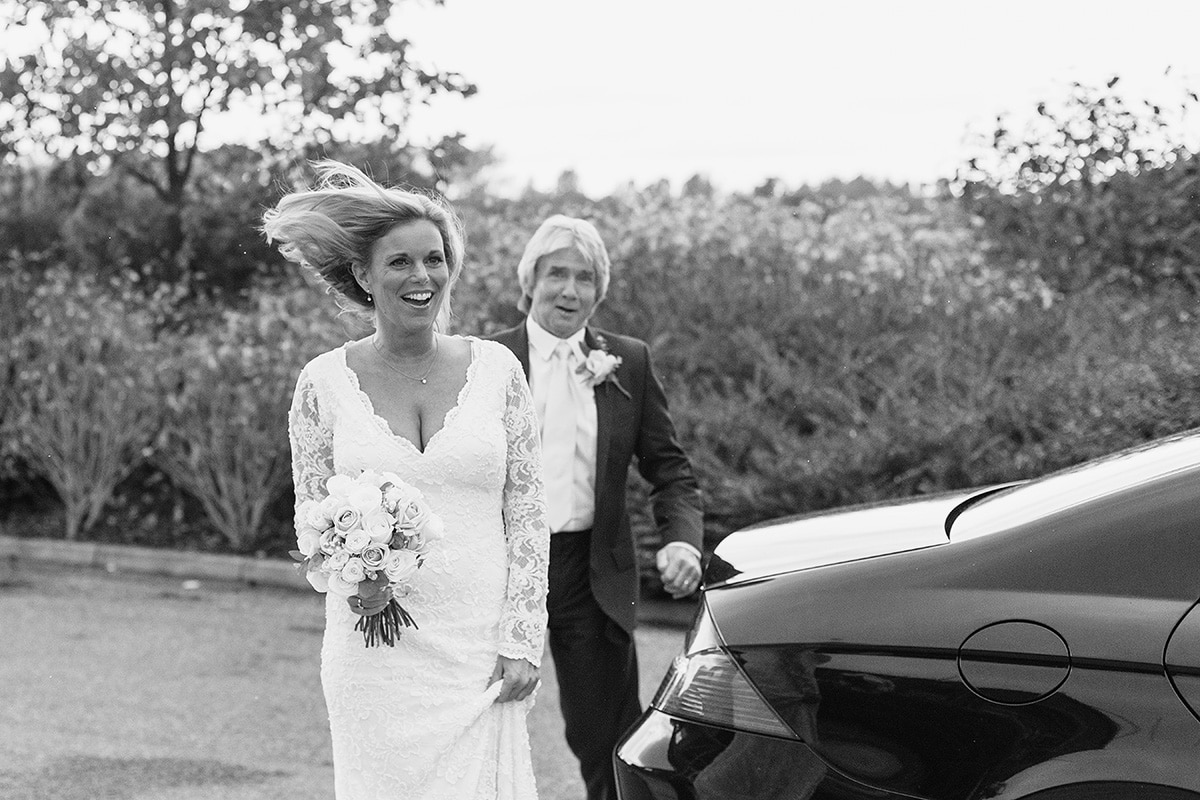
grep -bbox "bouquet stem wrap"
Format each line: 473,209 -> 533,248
355,598 -> 419,647
353,572 -> 419,647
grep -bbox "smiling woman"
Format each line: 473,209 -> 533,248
260,161 -> 551,800
354,219 -> 451,379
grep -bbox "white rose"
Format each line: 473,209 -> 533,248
302,497 -> 334,530
332,505 -> 361,533
306,570 -> 331,593
326,572 -> 358,597
420,513 -> 444,543
318,529 -> 341,555
361,542 -> 388,570
340,558 -> 366,584
305,505 -> 332,531
297,499 -> 324,527
325,474 -> 354,500
296,519 -> 323,538
343,529 -> 372,555
361,508 -> 394,543
348,484 -> 383,515
408,515 -> 444,555
384,549 -> 421,583
582,350 -> 621,385
357,469 -> 386,488
584,349 -> 609,374
296,529 -> 321,557
319,494 -> 341,520
396,499 -> 431,532
382,482 -> 419,514
325,550 -> 350,571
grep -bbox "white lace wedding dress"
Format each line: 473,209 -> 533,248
288,337 -> 549,800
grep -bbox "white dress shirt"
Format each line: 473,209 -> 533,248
527,317 -> 597,533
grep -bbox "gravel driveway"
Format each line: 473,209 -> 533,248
0,561 -> 686,800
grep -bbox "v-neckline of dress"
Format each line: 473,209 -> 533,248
339,337 -> 480,455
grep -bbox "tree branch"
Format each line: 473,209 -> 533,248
119,159 -> 169,200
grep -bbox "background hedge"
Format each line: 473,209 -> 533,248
2,81 -> 1198,594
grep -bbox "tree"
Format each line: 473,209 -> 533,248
0,0 -> 475,281
554,168 -> 587,200
681,173 -> 715,199
952,77 -> 1200,292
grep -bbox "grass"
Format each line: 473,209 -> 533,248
0,561 -> 686,800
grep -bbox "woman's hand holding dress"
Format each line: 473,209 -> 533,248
490,655 -> 539,702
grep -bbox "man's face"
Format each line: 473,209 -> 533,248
528,247 -> 599,338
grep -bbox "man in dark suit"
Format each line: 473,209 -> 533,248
489,215 -> 704,800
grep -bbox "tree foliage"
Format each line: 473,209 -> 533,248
953,77 -> 1200,292
0,0 -> 474,279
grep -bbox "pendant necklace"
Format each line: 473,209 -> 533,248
373,335 -> 439,384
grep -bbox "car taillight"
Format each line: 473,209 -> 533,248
651,601 -> 797,740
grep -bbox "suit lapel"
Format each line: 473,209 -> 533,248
585,328 -> 613,511
509,324 -> 532,379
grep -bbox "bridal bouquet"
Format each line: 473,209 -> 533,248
292,470 -> 443,647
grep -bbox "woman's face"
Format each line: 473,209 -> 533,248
528,247 -> 599,339
358,220 -> 450,333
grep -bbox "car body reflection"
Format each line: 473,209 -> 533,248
616,429 -> 1200,799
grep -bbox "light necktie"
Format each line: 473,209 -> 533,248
542,340 -> 577,532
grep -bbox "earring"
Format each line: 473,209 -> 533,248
366,292 -> 373,304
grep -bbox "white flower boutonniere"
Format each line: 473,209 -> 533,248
577,335 -> 631,398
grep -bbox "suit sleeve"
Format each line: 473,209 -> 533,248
632,342 -> 705,553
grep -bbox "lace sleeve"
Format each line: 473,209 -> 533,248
288,368 -> 335,593
497,359 -> 550,666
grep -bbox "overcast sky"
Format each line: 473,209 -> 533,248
393,0 -> 1200,195
4,1 -> 1198,196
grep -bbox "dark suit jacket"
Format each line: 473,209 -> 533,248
489,323 -> 704,633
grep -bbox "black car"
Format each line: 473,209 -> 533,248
615,429 -> 1200,799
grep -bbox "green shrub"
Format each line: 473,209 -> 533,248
451,186 -> 1199,579
954,79 -> 1200,293
153,285 -> 346,552
6,165 -> 1197,570
6,266 -> 161,540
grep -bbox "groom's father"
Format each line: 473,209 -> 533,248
490,215 -> 704,800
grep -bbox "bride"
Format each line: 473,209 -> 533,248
265,161 -> 549,800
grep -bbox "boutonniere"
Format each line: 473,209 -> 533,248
577,334 -> 631,398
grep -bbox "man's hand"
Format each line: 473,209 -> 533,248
656,544 -> 702,599
489,656 -> 539,703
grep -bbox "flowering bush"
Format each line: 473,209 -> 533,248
6,266 -> 161,540
154,285 -> 346,551
0,260 -> 33,485
451,186 -> 1198,580
3,171 -> 1197,574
